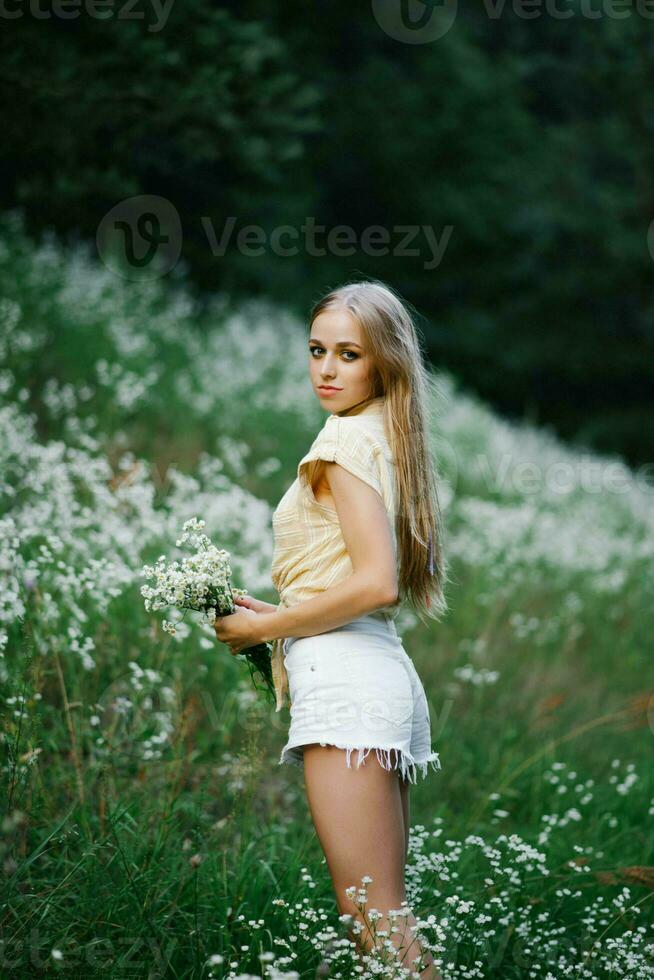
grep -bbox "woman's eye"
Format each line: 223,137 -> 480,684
309,347 -> 358,361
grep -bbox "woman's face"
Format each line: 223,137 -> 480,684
309,308 -> 373,413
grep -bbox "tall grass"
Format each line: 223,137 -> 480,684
1,210 -> 652,978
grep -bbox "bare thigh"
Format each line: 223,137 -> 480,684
399,774 -> 410,862
303,743 -> 407,910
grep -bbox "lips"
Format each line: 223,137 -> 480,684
319,386 -> 342,391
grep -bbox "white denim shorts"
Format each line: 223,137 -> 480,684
278,613 -> 441,784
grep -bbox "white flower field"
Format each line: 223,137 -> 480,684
1,210 -> 652,978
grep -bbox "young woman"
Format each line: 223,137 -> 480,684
215,280 -> 448,978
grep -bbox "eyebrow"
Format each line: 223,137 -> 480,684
308,339 -> 364,350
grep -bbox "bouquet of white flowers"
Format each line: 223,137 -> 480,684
139,517 -> 275,702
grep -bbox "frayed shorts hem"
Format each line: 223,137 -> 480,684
278,739 -> 441,785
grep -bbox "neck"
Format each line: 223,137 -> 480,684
336,394 -> 381,418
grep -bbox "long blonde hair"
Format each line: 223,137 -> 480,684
309,279 -> 449,623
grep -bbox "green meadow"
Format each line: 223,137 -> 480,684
1,210 -> 653,978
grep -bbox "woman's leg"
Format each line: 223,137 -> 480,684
303,743 -> 441,978
399,773 -> 410,865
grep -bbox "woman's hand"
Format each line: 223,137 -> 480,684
233,594 -> 278,615
214,605 -> 265,655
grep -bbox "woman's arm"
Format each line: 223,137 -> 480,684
255,460 -> 398,644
